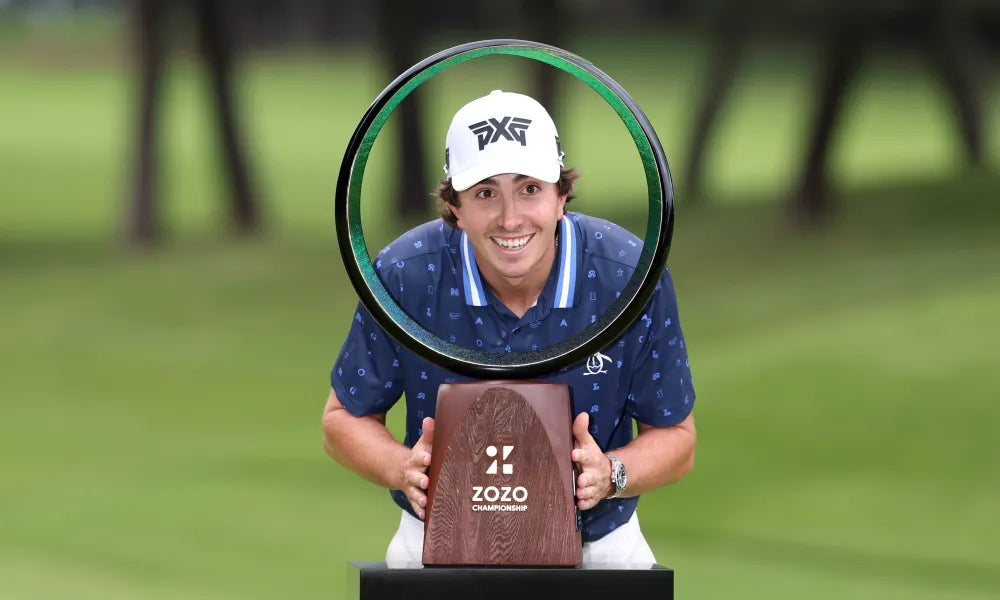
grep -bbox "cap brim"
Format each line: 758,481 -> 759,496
451,158 -> 560,192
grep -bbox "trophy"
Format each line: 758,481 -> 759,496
334,40 -> 674,568
423,381 -> 578,566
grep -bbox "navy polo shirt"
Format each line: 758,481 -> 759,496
331,212 -> 695,542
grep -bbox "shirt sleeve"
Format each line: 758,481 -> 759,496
625,267 -> 696,426
330,302 -> 404,417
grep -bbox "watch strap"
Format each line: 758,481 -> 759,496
605,453 -> 626,499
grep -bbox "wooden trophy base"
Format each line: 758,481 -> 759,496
422,381 -> 581,567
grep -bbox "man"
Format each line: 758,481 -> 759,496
323,90 -> 696,565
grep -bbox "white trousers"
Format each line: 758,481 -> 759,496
386,509 -> 656,568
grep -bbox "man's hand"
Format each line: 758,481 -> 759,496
571,412 -> 613,511
401,417 -> 434,519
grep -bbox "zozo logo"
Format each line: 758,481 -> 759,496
485,445 -> 513,475
471,485 -> 528,503
472,444 -> 528,509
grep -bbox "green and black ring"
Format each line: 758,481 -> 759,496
335,39 -> 674,379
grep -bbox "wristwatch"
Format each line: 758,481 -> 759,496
606,454 -> 627,499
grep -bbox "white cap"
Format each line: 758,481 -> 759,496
444,90 -> 564,192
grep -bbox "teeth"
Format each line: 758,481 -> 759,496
492,235 -> 532,250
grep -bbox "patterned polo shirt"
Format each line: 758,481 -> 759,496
330,211 -> 695,542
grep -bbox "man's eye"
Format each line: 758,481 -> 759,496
524,184 -> 540,194
476,189 -> 494,199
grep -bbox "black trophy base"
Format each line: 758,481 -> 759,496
349,562 -> 673,600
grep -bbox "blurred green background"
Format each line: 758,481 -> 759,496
2,3 -> 999,599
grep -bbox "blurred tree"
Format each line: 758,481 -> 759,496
685,2 -> 748,201
371,0 -> 568,218
522,0 -> 562,120
374,0 -> 430,219
790,0 -> 985,223
127,0 -> 261,245
685,0 -> 988,225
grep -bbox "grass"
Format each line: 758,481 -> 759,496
1,20 -> 999,599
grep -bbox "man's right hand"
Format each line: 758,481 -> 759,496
401,416 -> 434,519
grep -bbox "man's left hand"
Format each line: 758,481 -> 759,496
571,412 -> 613,511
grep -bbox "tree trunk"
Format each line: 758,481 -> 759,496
929,0 -> 983,166
126,0 -> 165,245
522,0 -> 562,122
197,0 -> 262,234
789,8 -> 863,225
685,2 -> 747,202
376,0 -> 430,220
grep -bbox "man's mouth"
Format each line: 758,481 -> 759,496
490,233 -> 534,251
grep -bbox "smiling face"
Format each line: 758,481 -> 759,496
449,173 -> 567,302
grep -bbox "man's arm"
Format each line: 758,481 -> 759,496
322,388 -> 435,518
572,412 -> 696,510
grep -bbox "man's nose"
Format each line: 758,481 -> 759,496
496,194 -> 523,230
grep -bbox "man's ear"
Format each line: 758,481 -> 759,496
447,202 -> 463,229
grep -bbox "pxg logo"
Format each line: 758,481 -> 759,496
469,117 -> 532,151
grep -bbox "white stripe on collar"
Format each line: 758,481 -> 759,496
460,215 -> 579,308
553,215 -> 577,308
461,231 -> 487,306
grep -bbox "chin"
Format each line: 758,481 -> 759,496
493,261 -> 528,277
491,261 -> 532,281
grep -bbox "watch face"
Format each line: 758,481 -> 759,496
613,461 -> 627,489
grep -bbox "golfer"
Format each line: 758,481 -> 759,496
323,90 -> 696,565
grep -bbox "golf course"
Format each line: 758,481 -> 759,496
1,14 -> 998,599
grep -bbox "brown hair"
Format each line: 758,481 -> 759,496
435,168 -> 581,228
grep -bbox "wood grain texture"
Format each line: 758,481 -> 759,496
423,381 -> 581,566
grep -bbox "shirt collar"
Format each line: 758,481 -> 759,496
460,214 -> 579,309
